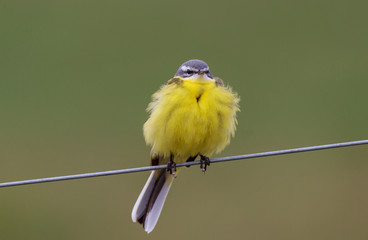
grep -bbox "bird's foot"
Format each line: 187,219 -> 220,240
200,155 -> 210,173
166,157 -> 177,175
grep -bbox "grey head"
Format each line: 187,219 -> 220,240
175,59 -> 213,79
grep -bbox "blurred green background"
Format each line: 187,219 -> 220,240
1,0 -> 368,239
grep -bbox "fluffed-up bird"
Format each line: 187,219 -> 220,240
131,59 -> 240,233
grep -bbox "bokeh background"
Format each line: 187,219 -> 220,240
1,1 -> 368,239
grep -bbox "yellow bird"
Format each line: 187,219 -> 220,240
131,59 -> 240,233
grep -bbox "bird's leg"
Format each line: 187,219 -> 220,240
166,154 -> 176,175
200,155 -> 211,173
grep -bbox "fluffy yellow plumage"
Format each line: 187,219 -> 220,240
144,77 -> 239,161
132,59 -> 240,233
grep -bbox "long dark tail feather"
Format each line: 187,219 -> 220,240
136,170 -> 166,225
131,169 -> 174,233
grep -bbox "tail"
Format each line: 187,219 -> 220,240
131,169 -> 174,233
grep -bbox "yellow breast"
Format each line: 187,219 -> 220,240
144,78 -> 239,162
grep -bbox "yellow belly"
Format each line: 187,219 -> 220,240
143,78 -> 239,163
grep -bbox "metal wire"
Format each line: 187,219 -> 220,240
1,139 -> 367,188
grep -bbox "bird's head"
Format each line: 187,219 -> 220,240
175,59 -> 213,81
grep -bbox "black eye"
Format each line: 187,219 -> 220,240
186,70 -> 193,74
